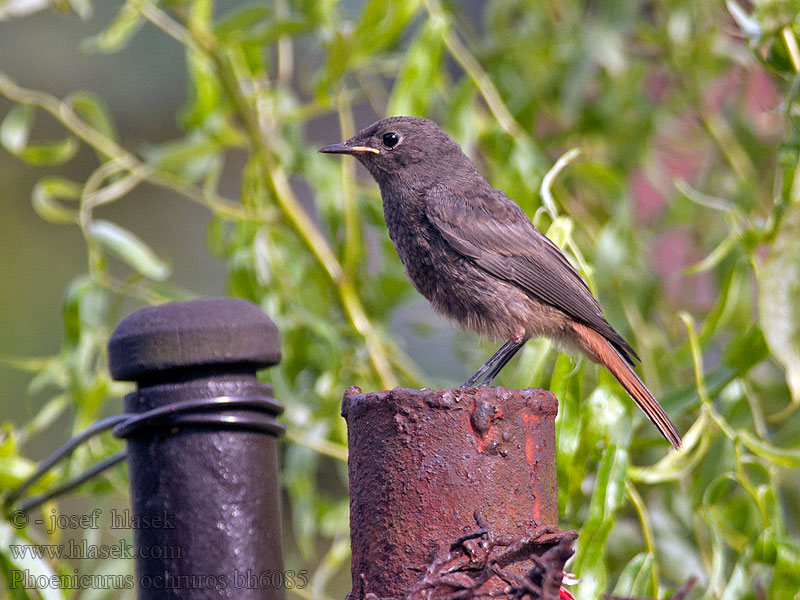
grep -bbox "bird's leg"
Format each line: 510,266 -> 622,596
476,339 -> 527,386
463,338 -> 526,387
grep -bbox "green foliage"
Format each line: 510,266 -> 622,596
1,1 -> 800,599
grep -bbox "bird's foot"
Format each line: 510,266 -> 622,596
462,339 -> 526,388
461,374 -> 496,387
462,373 -> 484,387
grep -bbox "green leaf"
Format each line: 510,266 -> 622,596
700,265 -> 751,340
18,395 -> 70,443
67,91 -> 118,142
352,0 -> 422,56
215,8 -> 309,44
215,6 -> 272,37
758,201 -> 800,403
722,325 -> 769,376
510,135 -> 547,200
143,133 -> 237,181
545,217 -> 574,249
553,353 -> 580,450
318,30 -> 354,90
612,553 -> 654,597
17,137 -> 78,165
573,445 -> 628,600
31,177 -> 81,224
62,275 -> 107,345
0,454 -> 36,489
583,386 -> 631,449
227,246 -> 260,301
179,50 -> 222,129
0,522 -> 65,600
1,103 -> 78,164
387,16 -> 446,116
0,549 -> 36,600
774,537 -> 800,595
87,220 -> 171,281
0,423 -> 18,456
81,0 -> 144,53
553,353 -> 585,517
0,104 -> 33,153
719,550 -> 749,600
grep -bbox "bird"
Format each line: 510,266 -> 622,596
319,116 -> 682,449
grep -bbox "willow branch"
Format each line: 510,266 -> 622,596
0,72 -> 252,221
152,5 -> 399,388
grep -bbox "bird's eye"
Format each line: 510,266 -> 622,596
382,132 -> 400,148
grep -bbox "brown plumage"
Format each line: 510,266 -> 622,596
571,322 -> 682,449
320,116 -> 682,449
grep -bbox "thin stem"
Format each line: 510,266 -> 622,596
275,0 -> 294,87
540,148 -> 581,219
284,427 -> 348,462
423,0 -> 523,138
140,0 -> 198,50
733,441 -> 769,526
625,480 -> 661,597
680,312 -> 736,440
79,161 -> 146,233
336,94 -> 362,277
94,271 -> 180,304
622,300 -> 662,397
699,111 -> 755,184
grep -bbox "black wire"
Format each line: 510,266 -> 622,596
5,394 -> 283,514
112,395 -> 284,438
4,414 -> 129,507
18,451 -> 127,513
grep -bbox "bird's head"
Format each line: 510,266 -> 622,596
319,116 -> 466,186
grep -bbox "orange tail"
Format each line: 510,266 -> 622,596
571,322 -> 682,450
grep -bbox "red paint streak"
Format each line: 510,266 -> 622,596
474,434 -> 492,453
521,411 -> 541,522
521,411 -> 537,468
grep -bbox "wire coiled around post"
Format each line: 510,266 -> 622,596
5,395 -> 284,513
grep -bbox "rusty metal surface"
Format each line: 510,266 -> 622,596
342,386 -> 560,600
403,525 -> 577,600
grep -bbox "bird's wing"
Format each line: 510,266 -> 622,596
425,186 -> 639,363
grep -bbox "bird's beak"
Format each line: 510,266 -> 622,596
318,142 -> 379,155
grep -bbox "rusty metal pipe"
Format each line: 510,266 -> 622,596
342,385 -> 559,600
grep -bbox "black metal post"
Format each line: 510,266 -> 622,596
108,297 -> 284,600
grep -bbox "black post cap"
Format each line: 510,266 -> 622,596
108,297 -> 281,382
